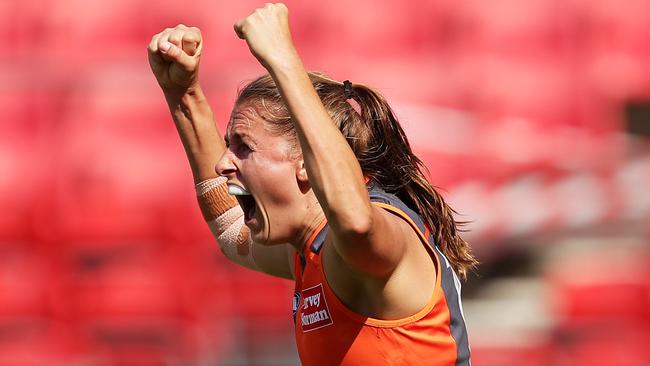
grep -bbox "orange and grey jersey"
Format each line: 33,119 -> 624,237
292,185 -> 471,366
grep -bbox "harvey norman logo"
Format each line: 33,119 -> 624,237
300,283 -> 333,332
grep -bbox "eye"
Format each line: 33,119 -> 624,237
232,142 -> 253,158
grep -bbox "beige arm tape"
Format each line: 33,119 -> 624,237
196,177 -> 260,271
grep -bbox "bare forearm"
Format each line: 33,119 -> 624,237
164,85 -> 226,183
269,61 -> 372,234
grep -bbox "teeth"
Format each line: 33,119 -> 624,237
228,184 -> 251,196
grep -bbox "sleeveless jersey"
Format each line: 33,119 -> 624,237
292,185 -> 471,366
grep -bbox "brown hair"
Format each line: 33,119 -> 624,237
236,72 -> 477,279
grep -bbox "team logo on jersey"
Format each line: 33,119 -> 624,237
299,283 -> 333,332
292,291 -> 301,322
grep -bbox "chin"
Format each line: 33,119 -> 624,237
249,229 -> 273,246
251,230 -> 291,247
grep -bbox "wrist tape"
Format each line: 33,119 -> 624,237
196,177 -> 260,270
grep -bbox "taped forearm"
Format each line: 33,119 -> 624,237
196,177 -> 260,271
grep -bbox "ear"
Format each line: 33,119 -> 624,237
295,159 -> 311,193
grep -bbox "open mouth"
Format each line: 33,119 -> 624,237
228,184 -> 257,223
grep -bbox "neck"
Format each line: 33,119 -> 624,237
292,196 -> 326,253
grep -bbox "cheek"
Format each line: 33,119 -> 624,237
247,158 -> 298,204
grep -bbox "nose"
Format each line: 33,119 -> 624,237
215,149 -> 237,177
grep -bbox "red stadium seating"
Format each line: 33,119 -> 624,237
552,321 -> 650,366
453,0 -> 571,56
547,245 -> 650,326
223,262 -> 295,357
472,343 -> 553,366
61,248 -> 233,365
3,1 -> 650,364
53,67 -> 192,249
0,81 -> 54,242
0,248 -> 52,323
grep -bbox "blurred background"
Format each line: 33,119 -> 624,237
1,0 -> 650,364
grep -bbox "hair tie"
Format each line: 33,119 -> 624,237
343,80 -> 362,115
343,80 -> 355,99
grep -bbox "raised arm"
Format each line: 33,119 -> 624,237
147,25 -> 222,183
234,4 -> 413,277
147,25 -> 295,279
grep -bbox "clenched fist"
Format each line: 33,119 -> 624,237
234,3 -> 299,71
148,24 -> 203,93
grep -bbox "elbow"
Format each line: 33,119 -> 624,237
332,205 -> 375,239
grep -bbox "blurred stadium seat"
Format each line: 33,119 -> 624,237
0,74 -> 54,242
552,320 -> 650,366
53,65 -> 191,248
0,247 -> 52,324
472,344 -> 553,366
454,0 -> 571,56
223,262 -> 295,361
547,241 -> 650,326
61,248 -> 233,365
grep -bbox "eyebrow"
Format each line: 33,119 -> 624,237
224,130 -> 256,146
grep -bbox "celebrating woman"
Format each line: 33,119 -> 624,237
148,3 -> 476,365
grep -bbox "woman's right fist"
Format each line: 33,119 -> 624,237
148,25 -> 203,93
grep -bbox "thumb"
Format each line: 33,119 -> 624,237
159,41 -> 195,69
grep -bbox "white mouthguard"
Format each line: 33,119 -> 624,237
228,184 -> 251,196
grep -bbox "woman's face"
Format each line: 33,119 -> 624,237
216,101 -> 305,245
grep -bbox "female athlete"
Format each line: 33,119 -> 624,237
147,3 -> 476,365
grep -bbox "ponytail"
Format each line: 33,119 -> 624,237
348,82 -> 477,279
